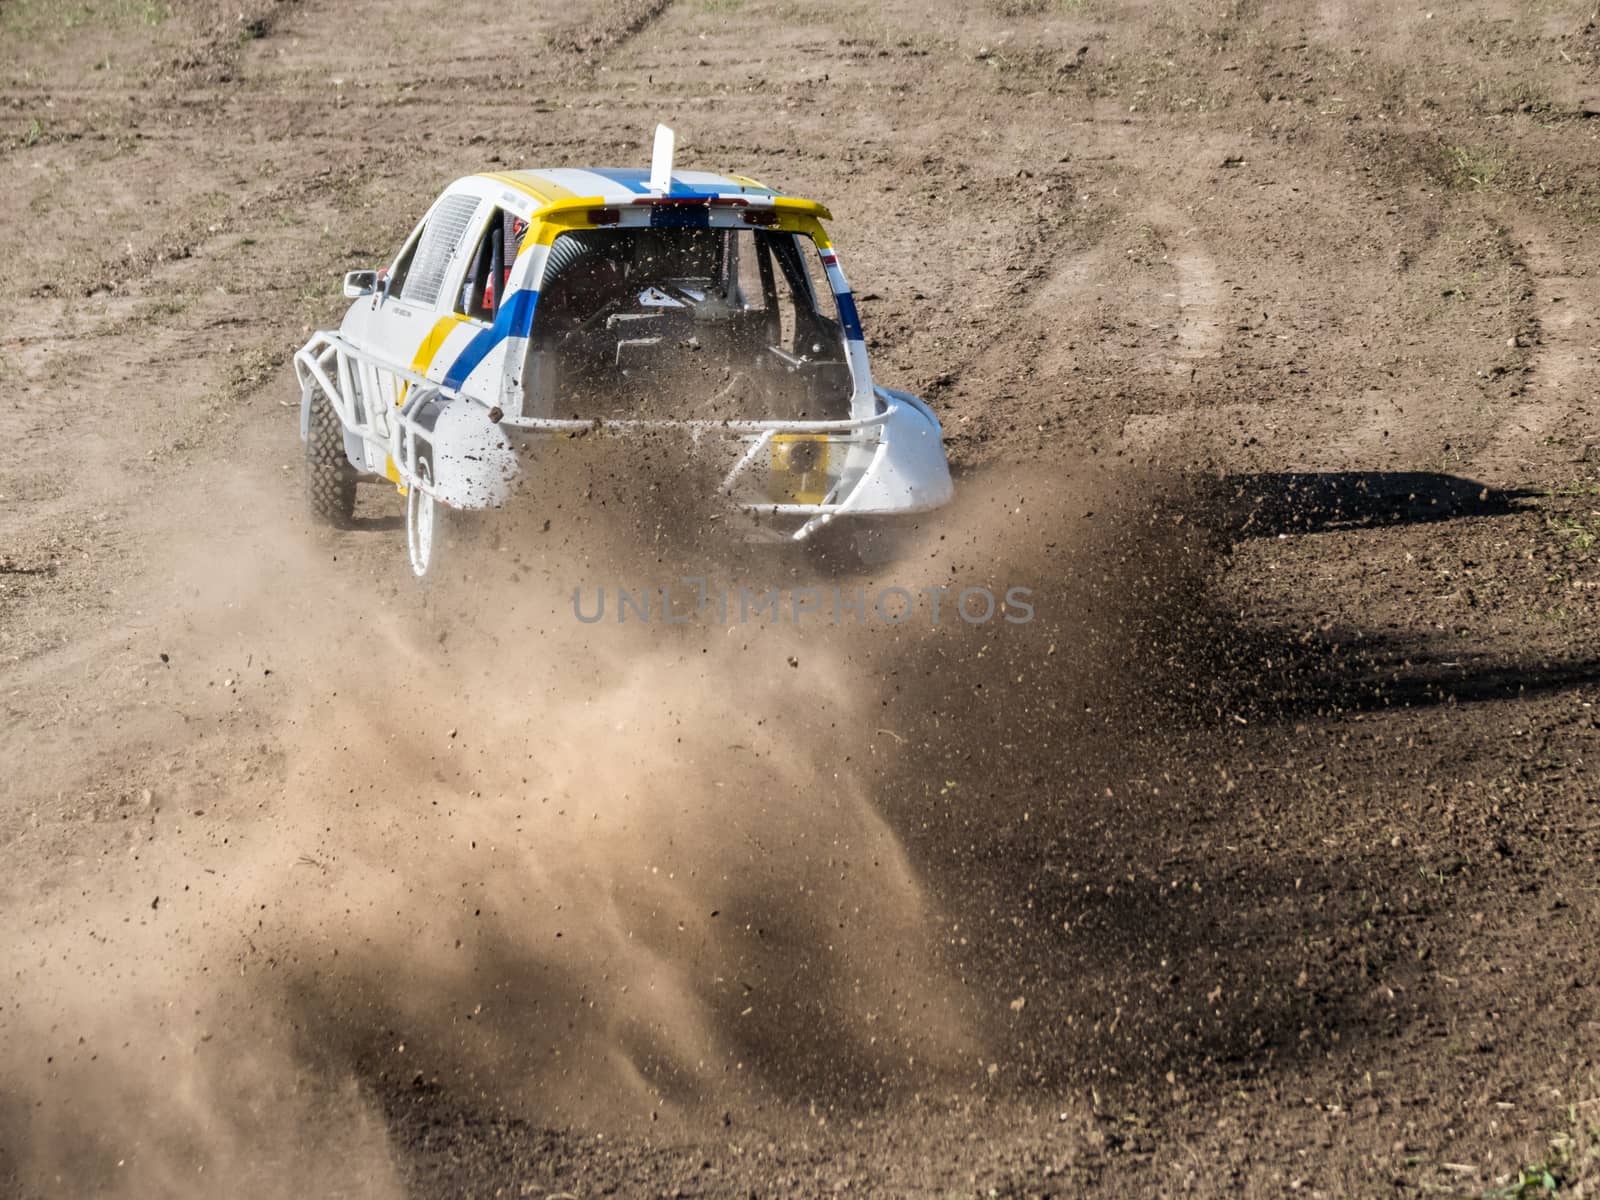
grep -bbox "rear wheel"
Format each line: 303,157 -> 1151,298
305,389 -> 356,528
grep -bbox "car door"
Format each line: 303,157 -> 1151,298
333,189 -> 484,477
435,204 -> 534,412
375,189 -> 484,386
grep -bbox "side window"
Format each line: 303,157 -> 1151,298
387,221 -> 425,297
731,231 -> 770,313
799,240 -> 838,317
763,233 -> 844,359
774,244 -> 798,350
455,208 -> 526,322
399,193 -> 480,308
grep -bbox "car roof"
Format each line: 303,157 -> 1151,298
476,167 -> 785,208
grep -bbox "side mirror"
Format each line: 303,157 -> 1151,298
343,269 -> 380,299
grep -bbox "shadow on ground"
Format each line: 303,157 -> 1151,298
857,468 -> 1589,1099
1216,471 -> 1534,537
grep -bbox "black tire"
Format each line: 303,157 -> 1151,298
305,390 -> 356,528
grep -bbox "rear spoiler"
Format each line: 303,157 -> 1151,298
530,193 -> 833,222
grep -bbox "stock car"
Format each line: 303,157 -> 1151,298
293,127 -> 952,576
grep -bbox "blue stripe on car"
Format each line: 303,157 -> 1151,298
585,167 -> 654,194
585,167 -> 775,198
834,291 -> 864,341
442,288 -> 539,390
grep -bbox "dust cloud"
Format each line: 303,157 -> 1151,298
0,432 -> 1223,1197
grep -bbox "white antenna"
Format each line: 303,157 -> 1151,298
649,124 -> 676,193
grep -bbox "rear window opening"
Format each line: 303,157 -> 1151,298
522,227 -> 854,422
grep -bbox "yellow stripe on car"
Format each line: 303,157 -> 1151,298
483,170 -> 580,207
410,314 -> 465,376
386,314 -> 467,487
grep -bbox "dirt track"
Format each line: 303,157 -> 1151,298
4,0 -> 1600,1195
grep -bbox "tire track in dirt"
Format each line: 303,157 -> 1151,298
1,180 -> 345,507
549,0 -> 676,58
0,142 -> 371,673
1133,200 -> 1225,378
1170,243 -> 1223,372
1109,201 -> 1244,454
247,0 -> 570,86
1474,226 -> 1599,484
925,166 -> 1239,462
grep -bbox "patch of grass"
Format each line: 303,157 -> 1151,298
696,0 -> 744,10
1475,78 -> 1554,116
1486,1163 -> 1561,1197
65,0 -> 169,28
295,278 -> 337,305
234,15 -> 272,46
225,346 -> 281,397
1435,442 -> 1469,474
1504,81 -> 1552,113
1546,514 -> 1600,553
990,0 -> 1091,14
137,295 -> 190,321
1536,479 -> 1600,499
3,0 -> 168,38
1429,142 -> 1600,223
1484,1103 -> 1600,1197
1445,144 -> 1506,191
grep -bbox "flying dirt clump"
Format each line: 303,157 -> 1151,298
858,461 -> 1229,821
